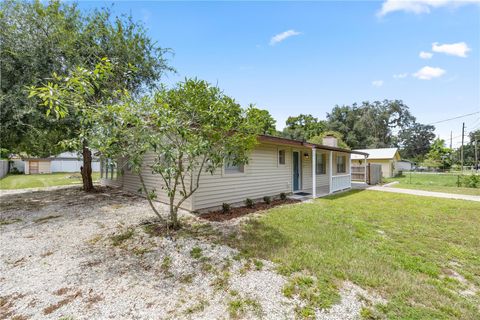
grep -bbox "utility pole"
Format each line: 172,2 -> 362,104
475,135 -> 478,172
461,122 -> 465,173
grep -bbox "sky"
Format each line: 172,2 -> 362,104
77,0 -> 480,148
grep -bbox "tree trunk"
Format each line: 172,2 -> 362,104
170,205 -> 180,230
80,143 -> 94,192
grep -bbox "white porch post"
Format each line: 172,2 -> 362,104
348,154 -> 352,182
364,155 -> 368,184
312,147 -> 316,198
328,150 -> 333,194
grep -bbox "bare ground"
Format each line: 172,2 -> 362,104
0,186 -> 384,319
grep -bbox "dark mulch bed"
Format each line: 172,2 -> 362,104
199,198 -> 300,222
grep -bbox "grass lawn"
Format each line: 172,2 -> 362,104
384,172 -> 480,196
233,190 -> 480,319
0,172 -> 100,190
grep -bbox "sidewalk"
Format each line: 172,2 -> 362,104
366,185 -> 480,202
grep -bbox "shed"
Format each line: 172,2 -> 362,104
351,148 -> 401,178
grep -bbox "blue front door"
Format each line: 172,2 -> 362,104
293,151 -> 300,191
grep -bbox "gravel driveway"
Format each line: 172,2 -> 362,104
1,186 -> 382,319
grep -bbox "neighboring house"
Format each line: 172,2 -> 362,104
22,152 -> 100,174
396,160 -> 415,172
351,148 -> 401,178
100,135 -> 368,212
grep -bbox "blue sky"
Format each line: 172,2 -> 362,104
78,1 -> 480,147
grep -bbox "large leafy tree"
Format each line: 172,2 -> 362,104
422,138 -> 452,169
326,100 -> 415,149
396,123 -> 436,161
94,79 -> 260,228
245,106 -> 277,135
1,0 -> 171,157
282,114 -> 326,141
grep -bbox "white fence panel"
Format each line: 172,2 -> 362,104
331,174 -> 351,192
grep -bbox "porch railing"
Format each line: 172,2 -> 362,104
331,174 -> 351,192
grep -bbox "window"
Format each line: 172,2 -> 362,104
316,153 -> 327,174
224,159 -> 244,174
278,149 -> 286,165
336,155 -> 346,173
101,158 -> 117,180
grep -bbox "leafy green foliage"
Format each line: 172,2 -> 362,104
0,0 -> 170,156
282,114 -> 326,141
263,196 -> 272,205
245,198 -> 255,208
245,105 -> 276,135
326,100 -> 415,149
95,78 -> 260,227
396,122 -> 436,160
279,192 -> 287,201
422,138 -> 452,169
222,203 -> 231,214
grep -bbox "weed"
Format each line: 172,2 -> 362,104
179,273 -> 194,284
184,298 -> 209,314
245,198 -> 255,208
253,259 -> 264,270
161,256 -> 172,272
263,196 -> 272,204
211,271 -> 230,291
110,228 -> 134,246
228,297 -> 263,319
222,203 -> 231,214
34,215 -> 61,223
190,246 -> 202,259
280,192 -> 287,201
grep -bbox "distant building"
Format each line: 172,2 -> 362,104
351,148 -> 401,178
15,152 -> 100,174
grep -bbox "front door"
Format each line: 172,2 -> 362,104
293,151 -> 300,191
29,161 -> 39,174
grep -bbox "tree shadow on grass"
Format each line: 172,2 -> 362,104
320,189 -> 365,201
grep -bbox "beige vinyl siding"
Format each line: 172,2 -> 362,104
192,143 -> 293,211
120,152 -> 193,211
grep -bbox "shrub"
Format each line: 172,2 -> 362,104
461,174 -> 479,188
222,203 -> 231,214
280,192 -> 287,201
263,196 -> 271,205
245,198 -> 254,208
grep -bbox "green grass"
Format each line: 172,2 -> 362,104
0,172 -> 100,190
384,173 -> 480,196
232,190 -> 480,319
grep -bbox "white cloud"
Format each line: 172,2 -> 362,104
378,0 -> 480,17
393,73 -> 408,79
372,80 -> 384,87
413,66 -> 446,80
269,30 -> 301,46
432,42 -> 471,57
419,51 -> 433,59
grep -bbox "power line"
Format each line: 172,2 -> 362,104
427,111 -> 480,125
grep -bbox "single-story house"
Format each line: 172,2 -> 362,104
351,148 -> 401,178
100,135 -> 368,212
22,152 -> 100,174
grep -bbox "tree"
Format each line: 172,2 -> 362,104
245,106 -> 276,135
326,100 -> 415,149
95,79 -> 260,228
29,59 -> 118,191
422,138 -> 452,170
396,123 -> 436,160
282,114 -> 326,141
308,131 -> 350,149
1,0 -> 171,157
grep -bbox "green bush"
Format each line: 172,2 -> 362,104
461,175 -> 479,188
222,203 -> 231,214
245,198 -> 255,208
280,192 -> 287,201
263,196 -> 272,204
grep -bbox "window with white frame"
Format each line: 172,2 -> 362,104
278,149 -> 286,165
336,155 -> 346,173
224,158 -> 244,174
316,153 -> 327,174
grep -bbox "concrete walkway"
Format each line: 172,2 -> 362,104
366,185 -> 480,202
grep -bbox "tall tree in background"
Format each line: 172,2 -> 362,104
396,123 -> 436,161
1,0 -> 171,158
282,114 -> 326,141
245,106 -> 277,135
422,138 -> 452,170
326,100 -> 415,149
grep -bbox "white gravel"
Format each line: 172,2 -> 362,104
1,185 -> 384,319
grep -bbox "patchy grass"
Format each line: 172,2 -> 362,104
110,228 -> 134,246
0,218 -> 22,226
190,246 -> 203,259
0,172 -> 100,190
34,215 -> 61,223
232,190 -> 480,319
384,172 -> 480,196
227,297 -> 263,319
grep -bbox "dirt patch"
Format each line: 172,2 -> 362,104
43,290 -> 82,315
200,199 -> 300,222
